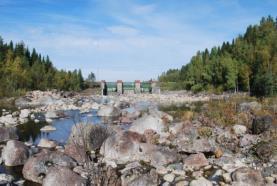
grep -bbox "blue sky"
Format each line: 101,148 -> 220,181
0,0 -> 276,81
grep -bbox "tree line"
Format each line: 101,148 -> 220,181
0,37 -> 85,97
159,16 -> 277,97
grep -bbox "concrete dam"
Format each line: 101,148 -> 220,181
101,80 -> 160,95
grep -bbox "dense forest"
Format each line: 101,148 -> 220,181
159,16 -> 277,96
0,37 -> 85,97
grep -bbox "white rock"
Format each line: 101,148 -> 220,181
19,109 -> 30,119
38,138 -> 57,148
46,118 -> 53,123
232,125 -> 247,136
163,173 -> 175,183
0,114 -> 17,126
40,125 -> 56,132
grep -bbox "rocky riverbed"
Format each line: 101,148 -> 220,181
0,90 -> 276,186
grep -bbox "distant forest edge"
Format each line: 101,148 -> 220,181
0,36 -> 86,97
159,16 -> 277,97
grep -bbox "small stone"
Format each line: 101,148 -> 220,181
163,173 -> 175,183
214,148 -> 224,158
40,125 -> 56,132
176,180 -> 189,186
14,179 -> 25,186
204,165 -> 212,170
184,153 -> 209,170
173,170 -> 186,176
192,171 -> 203,178
34,119 -> 40,123
37,138 -> 57,148
265,176 -> 275,184
189,177 -> 212,186
156,166 -> 168,175
223,173 -> 231,183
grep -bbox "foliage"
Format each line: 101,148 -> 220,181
159,16 -> 277,97
0,38 -> 85,97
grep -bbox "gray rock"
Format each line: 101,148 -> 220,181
2,140 -> 29,166
255,140 -> 277,162
231,167 -> 264,186
15,97 -> 31,108
43,167 -> 87,186
22,150 -> 77,183
100,131 -> 178,167
262,162 -> 277,177
189,177 -> 212,186
252,115 -> 273,134
239,134 -> 259,147
239,101 -> 261,112
178,138 -> 215,153
0,173 -> 14,185
0,127 -> 18,142
121,166 -> 158,186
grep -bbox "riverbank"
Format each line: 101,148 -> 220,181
0,90 -> 276,185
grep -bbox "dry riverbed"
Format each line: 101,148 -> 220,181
0,90 -> 276,186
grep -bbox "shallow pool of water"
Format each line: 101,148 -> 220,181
16,109 -> 102,145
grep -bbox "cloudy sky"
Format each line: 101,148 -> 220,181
0,0 -> 276,81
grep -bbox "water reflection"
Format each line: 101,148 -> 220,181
16,110 -> 102,145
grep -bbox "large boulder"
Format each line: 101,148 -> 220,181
0,127 -> 18,142
252,115 -> 273,134
42,167 -> 87,186
22,150 -> 77,183
231,167 -> 264,186
100,131 -> 178,167
2,140 -> 29,166
68,123 -> 111,151
97,105 -> 121,117
129,114 -> 166,134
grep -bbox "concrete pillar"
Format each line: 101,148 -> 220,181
135,80 -> 141,94
101,80 -> 107,95
117,80 -> 123,94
